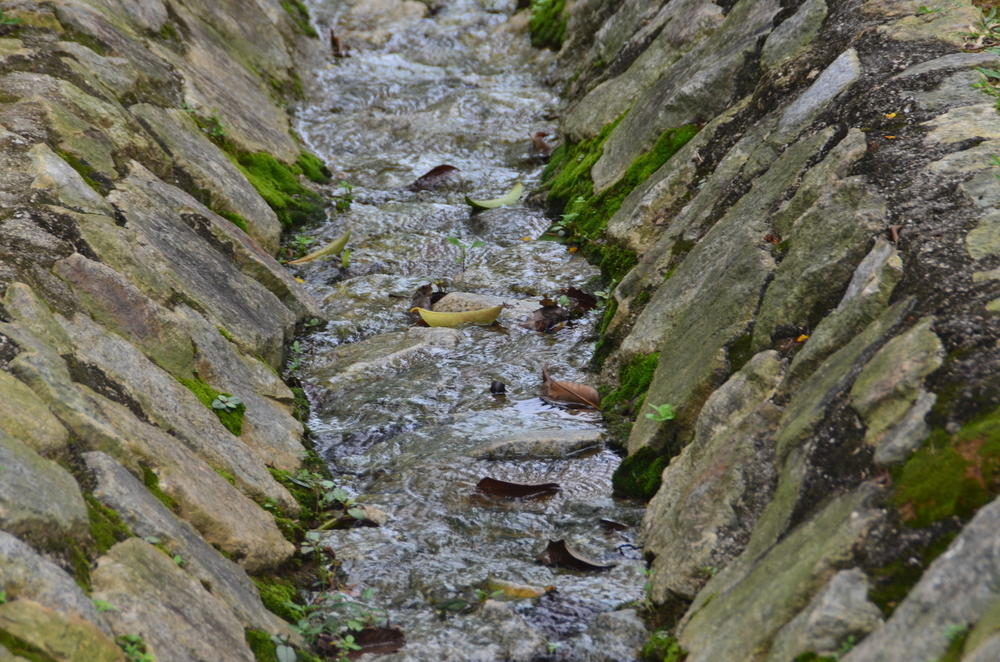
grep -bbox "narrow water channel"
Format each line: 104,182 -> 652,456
292,2 -> 646,659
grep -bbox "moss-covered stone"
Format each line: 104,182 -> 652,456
529,0 -> 566,51
251,578 -> 299,623
641,630 -> 685,662
231,151 -> 326,229
868,532 -> 956,616
892,404 -> 1000,528
603,353 -> 660,411
281,0 -> 318,38
177,375 -> 246,436
140,464 -> 179,514
612,446 -> 668,501
216,209 -> 250,233
295,152 -> 331,184
85,494 -> 133,554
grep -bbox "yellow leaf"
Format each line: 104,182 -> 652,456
484,576 -> 554,600
795,334 -> 809,343
286,230 -> 351,265
294,277 -> 305,283
567,246 -> 578,253
521,236 -> 533,242
410,305 -> 502,328
465,182 -> 524,210
884,112 -> 897,119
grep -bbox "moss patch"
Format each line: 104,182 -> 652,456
140,464 -> 179,514
529,0 -> 566,50
246,628 -> 322,662
612,446 -> 668,501
290,386 -> 310,424
54,149 -> 111,195
216,209 -> 250,233
892,404 -> 1000,528
868,531 -> 955,615
177,375 -> 246,436
602,352 -> 660,439
0,628 -> 58,662
281,0 -> 318,38
641,630 -> 685,662
231,151 -> 326,229
252,578 -> 299,623
295,151 -> 331,184
85,494 -> 133,554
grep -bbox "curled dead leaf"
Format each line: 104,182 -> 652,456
476,477 -> 560,499
537,540 -> 616,571
484,576 -> 555,600
408,164 -> 459,192
540,366 -> 600,410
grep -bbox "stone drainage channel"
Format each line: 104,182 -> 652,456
291,2 -> 646,659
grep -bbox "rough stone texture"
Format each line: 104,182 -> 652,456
26,142 -> 113,216
130,103 -> 282,252
83,451 -> 291,635
91,539 -> 256,662
0,369 -> 68,456
0,599 -> 124,662
766,569 -> 884,662
0,531 -> 108,632
471,429 -> 604,460
643,352 -> 784,601
679,487 -> 884,662
843,495 -> 1000,662
776,49 -> 861,140
582,609 -> 648,662
761,0 -> 828,70
0,428 -> 87,546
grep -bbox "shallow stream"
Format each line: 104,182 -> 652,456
291,2 -> 646,659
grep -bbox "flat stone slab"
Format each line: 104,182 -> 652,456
471,429 -> 605,460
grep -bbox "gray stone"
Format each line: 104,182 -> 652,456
761,0 -> 828,69
0,369 -> 69,456
850,317 -> 944,452
871,0 -> 981,47
843,494 -> 1000,662
924,103 -> 1000,146
905,68 -> 990,114
83,451 -> 292,635
778,49 -> 861,138
0,531 -> 108,632
92,539 -> 256,662
26,143 -> 112,216
643,352 -> 784,601
0,599 -> 124,662
753,178 -> 887,352
678,487 -> 884,662
471,429 -> 604,460
767,569 -> 884,662
583,609 -> 648,662
894,52 -> 1000,80
0,428 -> 87,546
130,103 -> 282,252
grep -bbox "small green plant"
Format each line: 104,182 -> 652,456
0,589 -> 6,604
286,589 -> 386,660
340,248 -> 351,269
271,634 -> 298,662
172,553 -> 185,567
916,5 -> 943,15
446,236 -> 485,274
991,154 -> 1000,179
965,7 -> 1000,48
286,340 -> 304,374
333,181 -> 353,213
646,403 -> 676,422
116,634 -> 156,662
291,233 -> 316,256
837,634 -> 858,656
547,197 -> 584,238
93,599 -> 118,613
211,394 -> 243,412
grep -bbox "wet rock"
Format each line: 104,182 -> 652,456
338,0 -> 429,48
870,0 -> 981,47
753,179 -> 887,353
0,599 -> 124,662
761,0 -> 827,69
0,531 -> 108,632
0,369 -> 69,456
83,451 -> 292,635
643,352 -> 784,601
849,317 -> 944,456
471,429 -> 604,460
789,238 -> 903,384
432,292 -> 538,322
310,328 -> 458,387
923,103 -> 1000,146
582,608 -> 648,662
27,143 -> 113,216
92,539 -> 255,662
678,487 -> 884,662
766,569 -> 884,662
0,428 -> 87,546
477,600 -> 548,661
776,49 -> 861,139
843,495 -> 1000,662
131,103 -> 282,252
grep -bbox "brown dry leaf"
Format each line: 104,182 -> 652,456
408,164 -> 459,191
599,519 -> 628,532
520,300 -> 572,333
537,540 -> 616,571
530,131 -> 553,156
485,576 -> 555,600
476,477 -> 560,499
540,366 -> 600,410
560,287 -> 597,312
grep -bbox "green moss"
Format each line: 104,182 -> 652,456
793,654 -> 837,662
66,541 -> 91,593
246,629 -> 278,662
295,152 -> 331,184
290,387 -> 310,424
157,21 -> 180,42
217,326 -> 235,343
232,151 -> 326,229
268,468 -> 318,522
868,532 -> 956,615
140,464 -> 179,513
252,578 -> 300,623
0,629 -> 58,662
612,446 -> 668,501
726,332 -> 754,374
602,353 -> 660,412
216,209 -> 250,233
281,0 -> 318,38
590,243 -> 638,283
54,149 -> 110,194
85,494 -> 133,554
215,468 -> 237,486
177,375 -> 246,436
529,0 -> 567,50
892,404 -> 1000,528
640,630 -> 685,662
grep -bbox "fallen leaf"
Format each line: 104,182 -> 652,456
485,576 -> 555,599
567,246 -> 578,253
763,232 -> 781,245
286,230 -> 351,265
599,519 -> 628,532
540,366 -> 600,410
411,305 -> 502,328
294,277 -> 305,283
559,287 -> 597,312
408,164 -> 459,192
537,540 -> 616,571
490,380 -> 506,394
795,334 -> 809,343
521,300 -> 572,333
884,112 -> 897,119
476,477 -> 561,499
530,131 -> 553,156
521,236 -> 533,242
466,182 -> 523,210
884,135 -> 896,140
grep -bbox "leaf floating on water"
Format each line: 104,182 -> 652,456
521,299 -> 572,333
286,230 -> 351,265
530,131 -> 554,157
466,182 -> 524,210
484,576 -> 555,599
476,477 -> 561,499
559,287 -> 598,312
540,366 -> 600,410
537,539 -> 616,572
410,305 -> 502,328
408,164 -> 459,191
599,519 -> 629,532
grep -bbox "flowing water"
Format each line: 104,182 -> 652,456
292,2 -> 646,659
